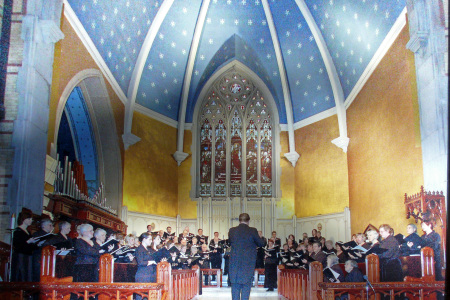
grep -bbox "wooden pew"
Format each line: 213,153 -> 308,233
318,248 -> 445,300
278,254 -> 380,300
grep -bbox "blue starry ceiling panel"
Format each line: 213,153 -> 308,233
304,0 -> 405,98
269,0 -> 336,122
136,0 -> 203,120
67,0 -> 162,93
63,87 -> 99,196
185,0 -> 286,124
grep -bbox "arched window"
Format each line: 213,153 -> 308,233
197,71 -> 274,198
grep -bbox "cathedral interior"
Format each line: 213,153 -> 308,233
0,0 -> 447,264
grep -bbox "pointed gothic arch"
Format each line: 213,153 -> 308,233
191,61 -> 281,200
53,69 -> 123,217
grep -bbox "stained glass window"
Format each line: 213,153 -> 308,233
230,110 -> 242,196
199,119 -> 212,196
197,71 -> 274,198
214,120 -> 226,196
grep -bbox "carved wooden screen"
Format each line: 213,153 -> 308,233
198,71 -> 274,198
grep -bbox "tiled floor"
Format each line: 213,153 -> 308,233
198,287 -> 279,299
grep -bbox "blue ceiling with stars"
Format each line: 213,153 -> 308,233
68,0 -> 405,124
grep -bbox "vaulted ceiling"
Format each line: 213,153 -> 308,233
66,0 -> 406,126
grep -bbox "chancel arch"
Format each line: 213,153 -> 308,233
52,69 -> 123,217
191,61 -> 281,236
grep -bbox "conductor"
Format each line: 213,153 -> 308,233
229,213 -> 265,300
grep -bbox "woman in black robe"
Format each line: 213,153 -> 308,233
400,223 -> 423,256
135,233 -> 166,283
12,212 -> 37,281
378,224 -> 403,282
73,223 -> 103,282
263,239 -> 278,291
421,221 -> 442,280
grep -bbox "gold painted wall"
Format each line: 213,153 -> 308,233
295,115 -> 349,218
347,27 -> 423,234
294,116 -> 350,217
279,131 -> 295,218
123,112 -> 178,217
178,131 -> 197,219
48,16 -> 125,159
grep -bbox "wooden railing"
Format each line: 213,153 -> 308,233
157,261 -> 200,300
278,254 -> 380,300
318,282 -> 445,300
0,246 -> 200,300
318,247 -> 445,300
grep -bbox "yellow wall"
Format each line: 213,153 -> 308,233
178,131 -> 197,219
294,116 -> 350,217
48,16 -> 124,158
123,112 -> 178,217
279,131 -> 295,218
347,27 -> 423,234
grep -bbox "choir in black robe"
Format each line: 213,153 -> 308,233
12,227 -> 35,282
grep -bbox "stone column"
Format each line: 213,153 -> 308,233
406,0 -> 448,196
8,0 -> 64,218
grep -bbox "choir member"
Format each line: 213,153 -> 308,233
263,239 -> 278,291
32,218 -> 55,281
197,228 -> 208,245
168,246 -> 182,269
135,233 -> 166,283
324,240 -> 337,254
93,228 -> 116,253
366,230 -> 380,250
286,238 -> 296,251
347,233 -> 369,262
256,230 -> 267,269
421,220 -> 442,280
12,212 -> 37,281
279,244 -> 291,267
400,223 -> 423,256
186,245 -> 201,269
43,221 -> 73,251
309,229 -> 318,243
199,243 -> 211,285
323,254 -> 344,283
303,241 -> 327,267
179,229 -> 191,243
163,226 -> 176,241
335,243 -> 346,263
287,234 -> 297,249
209,232 -> 223,270
190,236 -> 201,252
378,224 -> 403,282
74,224 -> 102,282
344,259 -> 364,282
270,231 -> 281,248
114,234 -> 137,263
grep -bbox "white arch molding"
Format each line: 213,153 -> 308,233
53,69 -> 123,218
190,60 -> 282,200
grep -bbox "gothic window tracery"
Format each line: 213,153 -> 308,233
198,71 -> 274,198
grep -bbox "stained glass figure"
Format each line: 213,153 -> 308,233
214,120 -> 226,196
230,111 -> 242,196
260,119 -> 272,184
200,120 -> 212,196
246,119 -> 257,184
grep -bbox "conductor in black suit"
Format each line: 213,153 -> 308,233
229,213 -> 265,300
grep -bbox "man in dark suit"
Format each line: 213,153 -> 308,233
229,213 -> 265,300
